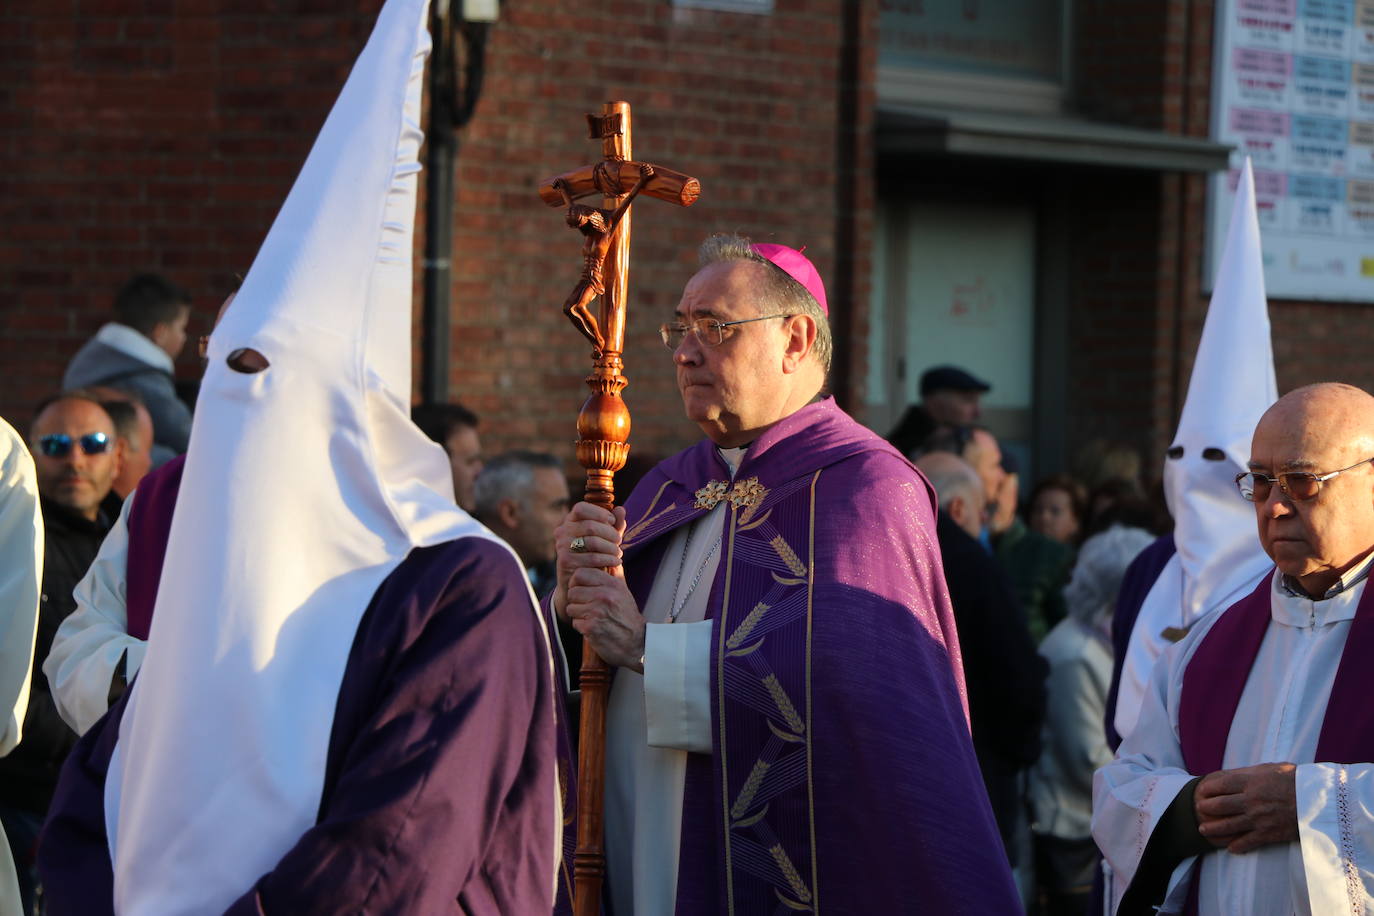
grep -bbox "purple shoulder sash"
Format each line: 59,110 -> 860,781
124,454 -> 185,640
1179,567 -> 1374,774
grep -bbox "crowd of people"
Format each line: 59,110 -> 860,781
6,262 -> 1365,915
2,2 -> 1371,913
886,366 -> 1168,912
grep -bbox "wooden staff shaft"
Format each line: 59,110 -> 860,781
573,99 -> 632,916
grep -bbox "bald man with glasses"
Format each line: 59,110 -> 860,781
1094,382 -> 1374,915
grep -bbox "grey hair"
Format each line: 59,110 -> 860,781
696,233 -> 832,373
1063,525 -> 1156,628
914,453 -> 983,512
472,450 -> 563,521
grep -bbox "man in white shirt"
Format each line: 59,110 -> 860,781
1094,381 -> 1374,914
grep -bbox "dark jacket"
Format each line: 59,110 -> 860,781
63,338 -> 191,455
936,511 -> 1048,860
995,517 -> 1075,642
0,499 -> 111,814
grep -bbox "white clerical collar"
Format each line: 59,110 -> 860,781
718,446 -> 746,479
1278,550 -> 1374,602
94,322 -> 174,374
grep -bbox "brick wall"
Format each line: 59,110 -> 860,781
2,0 -> 859,475
1072,0 -> 1374,473
455,0 -> 857,467
1,0 -> 379,427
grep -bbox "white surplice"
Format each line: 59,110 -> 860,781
604,447 -> 742,916
45,491 -> 144,735
0,417 -> 42,916
1094,565 -> 1374,915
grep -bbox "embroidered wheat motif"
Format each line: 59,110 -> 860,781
763,674 -> 805,735
731,759 -> 770,820
769,844 -> 812,904
727,602 -> 771,649
770,535 -> 807,577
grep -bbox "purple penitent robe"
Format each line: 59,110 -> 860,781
37,536 -> 559,915
615,397 -> 1018,913
123,453 -> 185,640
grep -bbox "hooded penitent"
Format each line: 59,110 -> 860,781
103,2 -> 549,912
1113,158 -> 1277,743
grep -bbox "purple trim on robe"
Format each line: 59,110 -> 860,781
615,397 -> 1018,914
1177,572 -> 1273,776
39,537 -> 559,916
1173,567 -> 1374,916
123,454 -> 185,640
1180,567 -> 1374,773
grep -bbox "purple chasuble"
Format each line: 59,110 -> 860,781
123,453 -> 185,640
615,397 -> 1018,914
1179,568 -> 1374,774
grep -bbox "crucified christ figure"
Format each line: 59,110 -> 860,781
555,162 -> 655,354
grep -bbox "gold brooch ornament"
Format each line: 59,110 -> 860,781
694,479 -> 730,510
694,476 -> 770,522
728,477 -> 767,512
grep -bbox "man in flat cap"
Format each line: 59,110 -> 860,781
887,364 -> 992,459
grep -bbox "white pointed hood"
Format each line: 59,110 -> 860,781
103,2 -> 522,911
1114,158 -> 1278,742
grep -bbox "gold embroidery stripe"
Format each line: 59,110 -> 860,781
763,673 -> 805,735
731,759 -> 770,820
769,844 -> 812,904
623,498 -> 678,543
770,534 -> 807,577
805,468 -> 821,911
718,497 -> 738,912
726,601 -> 771,649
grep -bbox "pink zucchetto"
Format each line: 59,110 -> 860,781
751,243 -> 828,315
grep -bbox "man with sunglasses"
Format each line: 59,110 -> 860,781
554,234 -> 1018,913
0,392 -> 118,912
1095,383 -> 1374,914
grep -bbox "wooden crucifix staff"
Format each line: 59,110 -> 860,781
538,100 -> 700,916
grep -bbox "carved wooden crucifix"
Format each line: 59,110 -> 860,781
538,100 -> 700,916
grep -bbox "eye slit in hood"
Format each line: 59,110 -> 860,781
1167,445 -> 1184,460
1202,447 -> 1227,461
227,348 -> 270,374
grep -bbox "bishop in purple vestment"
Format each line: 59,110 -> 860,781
554,235 -> 1018,913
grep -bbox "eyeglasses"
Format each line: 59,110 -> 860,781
659,314 -> 792,349
1235,456 -> 1374,502
38,432 -> 111,458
